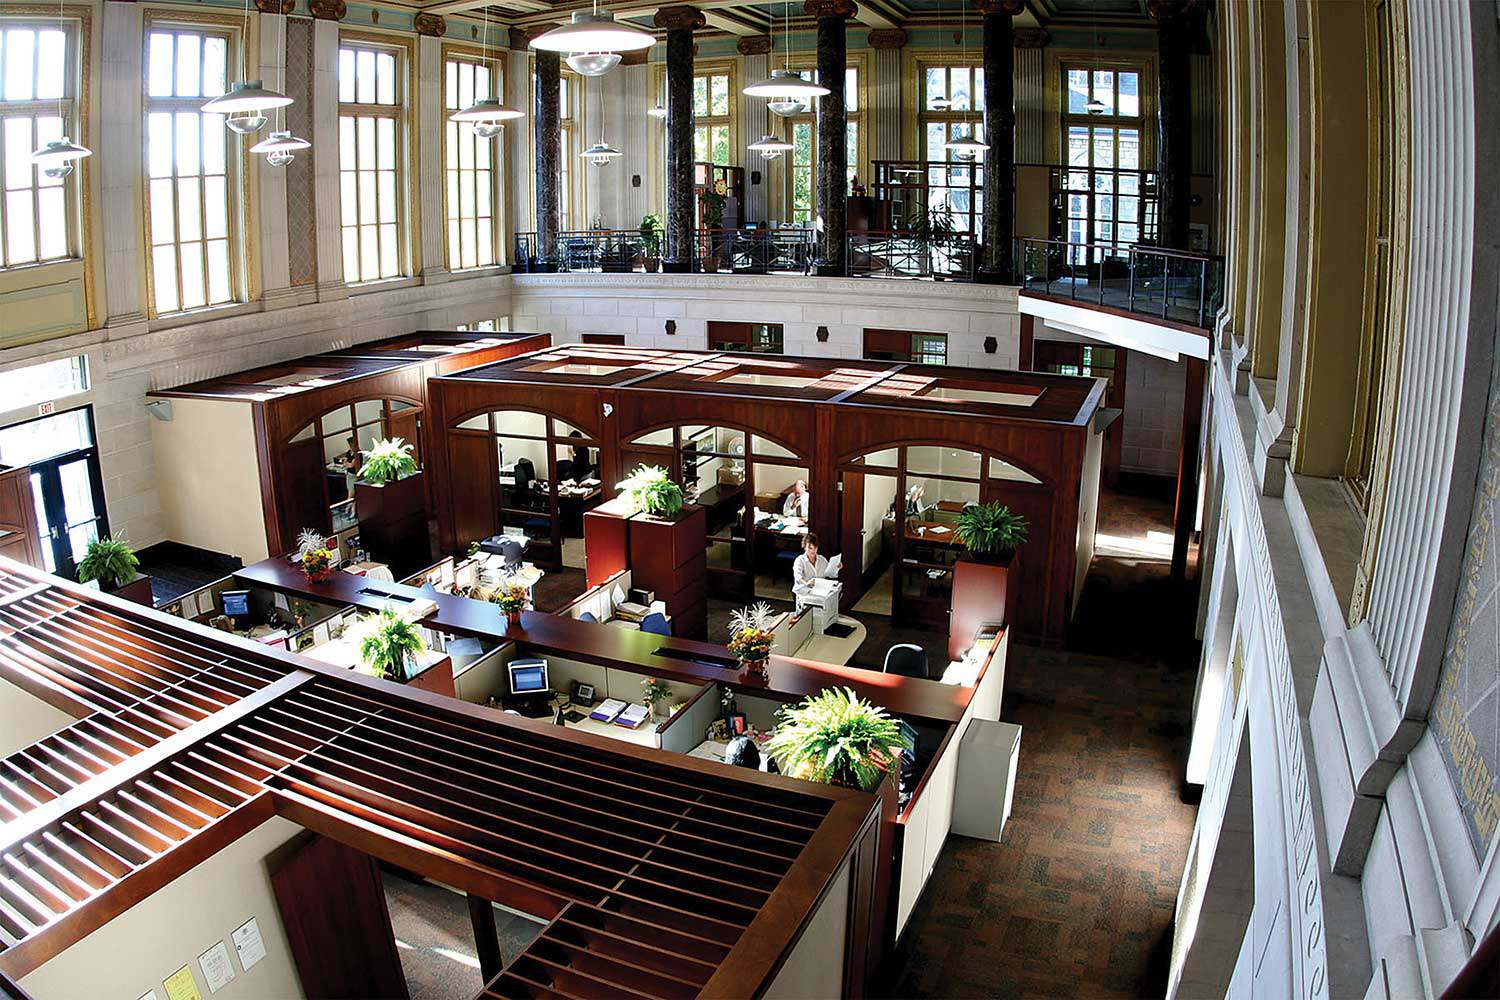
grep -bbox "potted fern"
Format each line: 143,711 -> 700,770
357,608 -> 427,683
639,214 -> 662,272
764,687 -> 909,792
950,501 -> 1028,648
616,465 -> 684,519
77,536 -> 152,605
352,436 -> 429,572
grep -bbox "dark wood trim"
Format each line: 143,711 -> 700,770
1172,356 -> 1205,580
468,892 -> 505,982
1018,313 -> 1035,370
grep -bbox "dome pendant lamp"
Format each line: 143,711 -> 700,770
531,0 -> 654,55
942,0 -> 987,161
202,0 -> 292,135
30,0 -> 90,175
743,1 -> 828,115
451,6 -> 523,137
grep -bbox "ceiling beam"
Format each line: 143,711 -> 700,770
703,8 -> 766,34
852,0 -> 899,29
424,0 -> 553,15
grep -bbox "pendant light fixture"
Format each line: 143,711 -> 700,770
1085,95 -> 1107,115
451,6 -> 523,137
531,0 -> 655,54
202,0 -> 292,135
251,128 -> 311,167
566,52 -> 622,76
581,84 -> 621,166
742,1 -> 827,113
942,0 -> 987,160
748,133 -> 793,160
30,0 -> 90,176
647,103 -> 669,119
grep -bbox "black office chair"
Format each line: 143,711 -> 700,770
883,643 -> 928,680
514,458 -> 535,493
557,458 -> 574,482
499,538 -> 526,569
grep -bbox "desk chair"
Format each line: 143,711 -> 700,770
499,538 -> 526,569
883,643 -> 928,679
578,611 -> 597,624
639,612 -> 671,636
557,459 -> 574,482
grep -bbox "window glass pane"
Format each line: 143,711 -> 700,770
377,53 -> 396,104
206,239 -> 230,304
709,74 -> 728,115
339,48 -> 355,102
0,356 -> 88,411
202,114 -> 226,174
925,67 -> 945,110
36,30 -> 65,100
1118,71 -> 1139,116
692,76 -> 707,117
152,244 -> 179,313
3,118 -> 31,190
203,176 -> 227,239
1092,70 -> 1114,115
175,111 -> 200,176
4,30 -> 34,101
6,191 -> 35,263
0,409 -> 91,467
179,240 -> 205,309
148,32 -> 175,97
845,67 -> 857,111
202,36 -> 227,97
906,445 -> 980,479
949,67 -> 970,111
175,32 -> 201,97
176,178 -> 201,241
37,187 -> 65,259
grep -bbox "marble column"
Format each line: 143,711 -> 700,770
977,0 -> 1022,280
655,6 -> 704,272
534,50 -> 560,266
806,0 -> 854,276
1152,0 -> 1195,250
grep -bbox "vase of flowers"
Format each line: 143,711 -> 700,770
295,528 -> 335,582
642,677 -> 672,721
727,601 -> 776,682
493,582 -> 529,626
764,687 -> 910,791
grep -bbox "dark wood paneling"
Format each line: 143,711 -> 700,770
582,500 -> 631,588
949,556 -> 1011,660
627,509 -> 707,640
446,433 -> 499,551
270,833 -> 411,1000
0,467 -> 43,570
276,437 -> 331,555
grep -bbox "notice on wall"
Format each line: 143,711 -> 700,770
231,917 -> 268,972
197,940 -> 237,994
162,966 -> 200,1000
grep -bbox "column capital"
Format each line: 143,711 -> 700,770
507,26 -> 534,49
803,0 -> 857,18
737,34 -> 774,56
255,0 -> 295,13
653,6 -> 705,31
1014,26 -> 1049,47
620,48 -> 650,65
413,12 -> 446,36
307,0 -> 346,21
972,0 -> 1025,13
866,28 -> 907,49
1145,0 -> 1196,19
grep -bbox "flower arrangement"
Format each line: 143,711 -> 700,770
356,608 -> 427,682
357,437 -> 418,485
295,528 -> 334,581
76,536 -> 139,591
472,581 -> 529,623
616,464 -> 685,518
642,677 -> 672,719
727,601 -> 776,680
764,687 -> 909,791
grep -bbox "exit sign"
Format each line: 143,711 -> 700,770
37,401 -> 54,416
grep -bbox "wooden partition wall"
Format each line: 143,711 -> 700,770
149,332 -> 549,563
425,347 -> 1105,641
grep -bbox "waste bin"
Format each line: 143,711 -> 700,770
951,719 -> 1022,842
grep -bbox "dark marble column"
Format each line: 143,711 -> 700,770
806,0 -> 854,276
656,6 -> 705,272
534,49 -> 560,267
1151,0 -> 1195,250
977,0 -> 1023,281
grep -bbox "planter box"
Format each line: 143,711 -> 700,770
948,553 -> 1014,660
110,574 -> 156,608
354,471 -> 431,574
628,506 -> 707,639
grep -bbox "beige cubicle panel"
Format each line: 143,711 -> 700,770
150,396 -> 270,564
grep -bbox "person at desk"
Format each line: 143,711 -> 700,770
567,430 -> 593,480
782,479 -> 809,519
334,435 -> 360,472
903,483 -> 927,517
792,532 -> 838,590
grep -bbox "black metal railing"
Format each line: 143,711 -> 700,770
1016,236 -> 1223,328
510,228 -> 1224,329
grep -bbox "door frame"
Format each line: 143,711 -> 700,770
13,406 -> 110,579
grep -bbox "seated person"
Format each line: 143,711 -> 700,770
725,736 -> 761,770
903,483 -> 927,517
792,532 -> 839,591
567,430 -> 593,480
334,435 -> 360,472
782,479 -> 809,519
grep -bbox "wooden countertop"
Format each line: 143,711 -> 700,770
236,556 -> 979,725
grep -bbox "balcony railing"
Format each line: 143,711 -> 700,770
510,229 -> 1224,329
1016,236 -> 1223,329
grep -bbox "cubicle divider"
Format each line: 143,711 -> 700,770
555,569 -> 635,624
653,681 -> 722,754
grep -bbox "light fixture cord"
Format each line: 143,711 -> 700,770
242,0 -> 251,84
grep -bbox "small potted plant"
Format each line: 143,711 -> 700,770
639,214 -> 662,272
699,180 -> 727,272
616,464 -> 684,519
295,528 -> 335,582
353,437 -> 427,568
764,687 -> 910,791
641,677 -> 672,721
727,601 -> 776,682
76,535 -> 151,604
954,502 -> 1028,563
356,608 -> 427,683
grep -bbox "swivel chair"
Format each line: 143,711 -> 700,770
883,643 -> 928,679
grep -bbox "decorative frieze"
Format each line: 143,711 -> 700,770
255,0 -> 295,14
653,6 -> 706,31
308,0 -> 346,21
413,13 -> 446,37
737,35 -> 773,56
866,28 -> 906,49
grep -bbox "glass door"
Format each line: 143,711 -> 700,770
30,455 -> 108,577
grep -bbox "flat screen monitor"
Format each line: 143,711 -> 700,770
221,590 -> 251,621
508,658 -> 549,695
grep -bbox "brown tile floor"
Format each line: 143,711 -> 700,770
885,481 -> 1201,999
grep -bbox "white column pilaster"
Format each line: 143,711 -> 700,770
100,1 -> 146,329
255,12 -> 294,309
311,17 -> 347,300
417,34 -> 449,283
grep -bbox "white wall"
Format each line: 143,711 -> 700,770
151,397 -> 270,564
0,677 -> 75,757
1122,350 -> 1186,477
861,471 -> 898,572
21,816 -> 308,1000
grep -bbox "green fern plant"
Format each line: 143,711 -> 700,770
76,536 -> 139,590
357,608 -> 427,682
764,687 -> 909,791
616,464 -> 684,518
358,437 -> 418,486
954,501 -> 1029,559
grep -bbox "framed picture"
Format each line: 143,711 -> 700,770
728,712 -> 748,737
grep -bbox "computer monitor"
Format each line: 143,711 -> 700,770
508,658 -> 549,695
221,590 -> 252,626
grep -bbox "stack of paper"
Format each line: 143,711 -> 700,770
589,698 -> 627,723
614,703 -> 650,729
